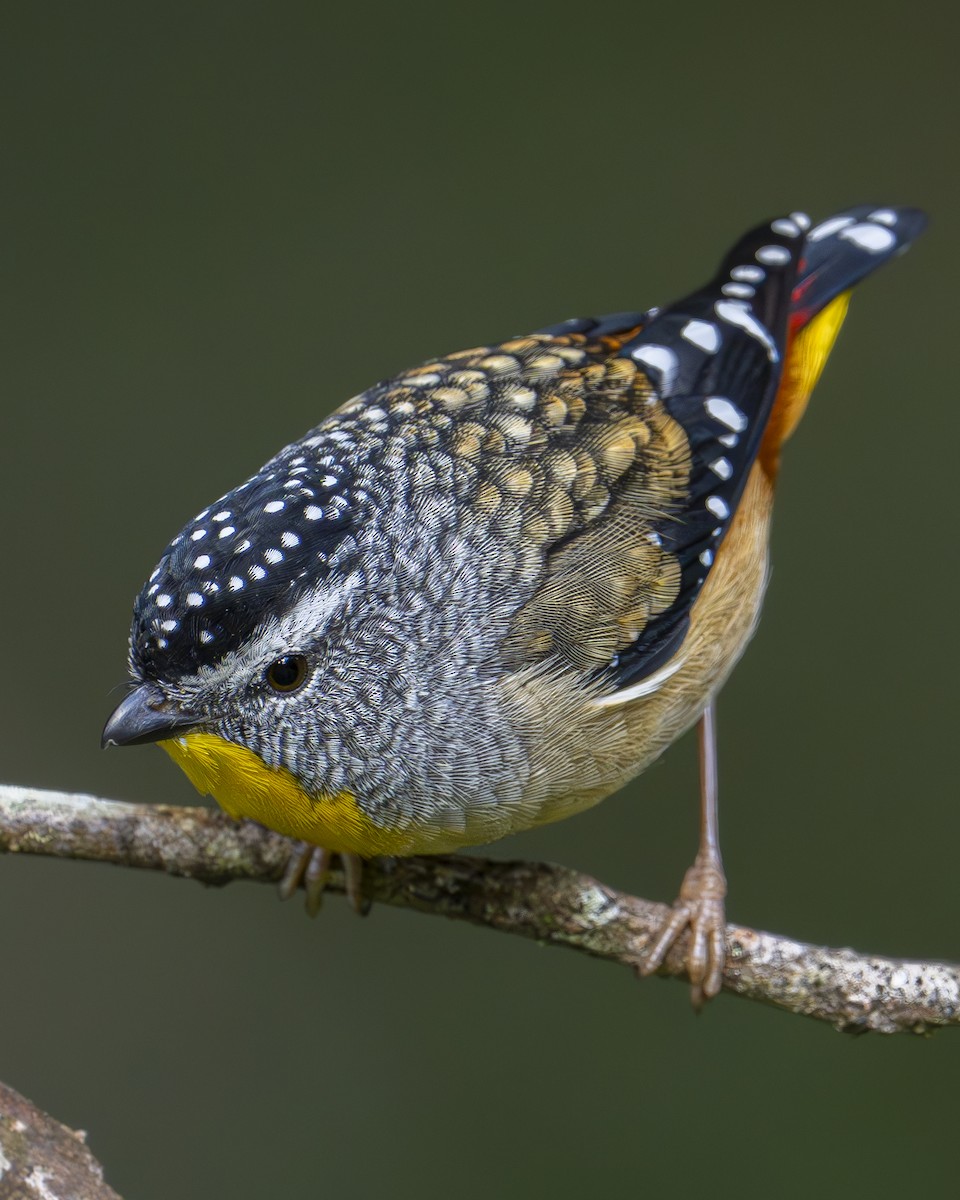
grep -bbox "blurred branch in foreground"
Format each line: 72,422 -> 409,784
1,784 -> 957,1036
0,1080 -> 121,1200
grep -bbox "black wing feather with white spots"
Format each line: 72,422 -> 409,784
608,205 -> 926,690
609,214 -> 805,688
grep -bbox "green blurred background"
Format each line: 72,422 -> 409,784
1,3 -> 957,1196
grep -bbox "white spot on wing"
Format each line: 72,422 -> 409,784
704,396 -> 748,431
789,211 -> 811,231
771,217 -> 801,237
709,456 -> 733,480
631,344 -> 679,394
592,656 -> 687,707
868,208 -> 897,226
715,299 -> 779,361
699,549 -> 714,566
722,282 -> 755,299
807,214 -> 855,242
755,244 -> 791,266
681,320 -> 721,353
839,223 -> 896,253
706,495 -> 730,519
731,265 -> 765,283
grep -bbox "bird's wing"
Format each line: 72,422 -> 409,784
497,206 -> 924,690
495,215 -> 803,685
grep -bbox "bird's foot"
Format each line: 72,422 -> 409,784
278,842 -> 370,917
638,851 -> 727,1010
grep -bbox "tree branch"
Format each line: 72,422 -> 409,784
0,1080 -> 121,1200
1,783 -> 957,1035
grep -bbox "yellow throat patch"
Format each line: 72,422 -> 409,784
159,732 -> 416,857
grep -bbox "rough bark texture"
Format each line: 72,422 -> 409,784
0,1082 -> 121,1200
1,783 -> 958,1035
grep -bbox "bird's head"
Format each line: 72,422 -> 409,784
101,437 -> 377,814
100,405 -> 521,857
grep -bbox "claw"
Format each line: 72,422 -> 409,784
638,852 -> 727,1008
278,841 -> 369,916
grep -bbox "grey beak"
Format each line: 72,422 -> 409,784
101,685 -> 203,748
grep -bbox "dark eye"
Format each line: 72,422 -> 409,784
265,655 -> 309,694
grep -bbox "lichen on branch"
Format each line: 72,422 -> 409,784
0,784 -> 957,1035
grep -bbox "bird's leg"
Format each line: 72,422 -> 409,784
639,701 -> 727,1008
278,842 -> 369,917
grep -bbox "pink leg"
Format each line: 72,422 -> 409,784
639,702 -> 727,1008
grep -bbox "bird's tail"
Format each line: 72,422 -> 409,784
760,205 -> 927,475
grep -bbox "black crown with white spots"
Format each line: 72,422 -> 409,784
131,447 -> 356,680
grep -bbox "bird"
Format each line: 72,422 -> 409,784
103,204 -> 926,1007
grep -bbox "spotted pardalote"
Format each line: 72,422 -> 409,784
103,205 -> 927,1005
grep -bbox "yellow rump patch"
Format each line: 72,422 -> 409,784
159,732 -> 417,857
760,292 -> 851,477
